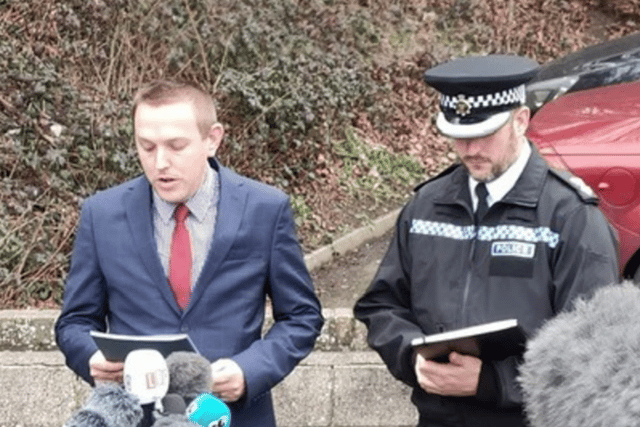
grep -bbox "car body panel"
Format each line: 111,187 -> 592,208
528,80 -> 640,276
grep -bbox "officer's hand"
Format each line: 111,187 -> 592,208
211,358 -> 246,402
415,351 -> 481,397
89,350 -> 124,384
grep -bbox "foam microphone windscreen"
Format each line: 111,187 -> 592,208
158,393 -> 187,415
65,383 -> 143,427
124,349 -> 170,405
152,394 -> 191,427
518,282 -> 640,427
186,393 -> 231,427
63,409 -> 110,427
166,351 -> 213,403
151,413 -> 195,427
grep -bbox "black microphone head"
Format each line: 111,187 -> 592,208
157,393 -> 187,415
518,282 -> 640,427
151,413 -> 195,427
63,409 -> 109,427
84,383 -> 144,427
166,352 -> 212,403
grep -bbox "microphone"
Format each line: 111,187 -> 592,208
64,410 -> 109,427
64,383 -> 143,427
156,393 -> 187,415
186,393 -> 231,427
151,393 -> 190,426
124,349 -> 169,405
518,282 -> 640,427
165,351 -> 213,404
152,414 -> 195,427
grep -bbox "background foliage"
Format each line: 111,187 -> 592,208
0,0 -> 638,307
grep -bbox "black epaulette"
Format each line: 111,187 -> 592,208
549,168 -> 599,204
414,163 -> 461,192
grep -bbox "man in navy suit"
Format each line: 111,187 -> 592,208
55,80 -> 324,426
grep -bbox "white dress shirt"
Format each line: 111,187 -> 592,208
152,165 -> 219,288
469,140 -> 532,212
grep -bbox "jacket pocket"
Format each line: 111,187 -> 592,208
489,256 -> 534,278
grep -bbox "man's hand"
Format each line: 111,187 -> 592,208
89,350 -> 124,383
211,358 -> 246,402
414,350 -> 482,397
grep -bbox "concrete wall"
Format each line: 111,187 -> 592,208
0,309 -> 418,427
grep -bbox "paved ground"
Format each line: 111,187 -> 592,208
311,229 -> 393,310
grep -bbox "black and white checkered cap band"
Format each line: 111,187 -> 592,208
440,84 -> 526,113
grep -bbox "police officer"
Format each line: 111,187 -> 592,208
353,55 -> 619,427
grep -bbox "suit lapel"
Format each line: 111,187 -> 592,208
187,163 -> 247,313
125,177 -> 182,314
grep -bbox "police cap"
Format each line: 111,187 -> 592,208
424,54 -> 539,139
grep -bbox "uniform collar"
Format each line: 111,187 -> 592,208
434,142 -> 548,209
153,164 -> 217,224
501,144 -> 548,207
468,140 -> 531,208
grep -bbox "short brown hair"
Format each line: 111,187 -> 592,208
132,80 -> 217,138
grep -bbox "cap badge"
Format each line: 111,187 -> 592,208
455,96 -> 471,116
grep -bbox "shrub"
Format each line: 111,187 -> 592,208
1,0 -> 638,307
0,0 -> 414,307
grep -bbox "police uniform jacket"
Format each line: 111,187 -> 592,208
354,145 -> 619,425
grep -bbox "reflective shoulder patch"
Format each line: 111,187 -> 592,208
569,176 -> 596,199
549,168 -> 598,203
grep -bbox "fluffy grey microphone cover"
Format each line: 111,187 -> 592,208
64,383 -> 143,427
84,383 -> 144,427
166,351 -> 213,403
518,282 -> 640,427
63,409 -> 110,427
152,414 -> 195,427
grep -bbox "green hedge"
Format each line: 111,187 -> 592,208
0,0 -> 428,307
1,0 -> 636,307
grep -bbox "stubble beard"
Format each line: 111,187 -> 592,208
463,135 -> 522,183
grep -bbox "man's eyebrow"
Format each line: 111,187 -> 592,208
135,137 -> 189,144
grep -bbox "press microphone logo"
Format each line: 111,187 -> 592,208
186,393 -> 231,427
124,368 -> 167,389
146,370 -> 164,389
212,416 -> 229,427
124,349 -> 170,405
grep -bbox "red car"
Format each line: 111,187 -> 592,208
527,47 -> 640,281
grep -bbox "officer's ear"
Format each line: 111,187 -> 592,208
512,106 -> 530,137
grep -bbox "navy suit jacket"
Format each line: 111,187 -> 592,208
55,159 -> 324,426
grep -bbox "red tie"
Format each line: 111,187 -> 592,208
169,204 -> 191,309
